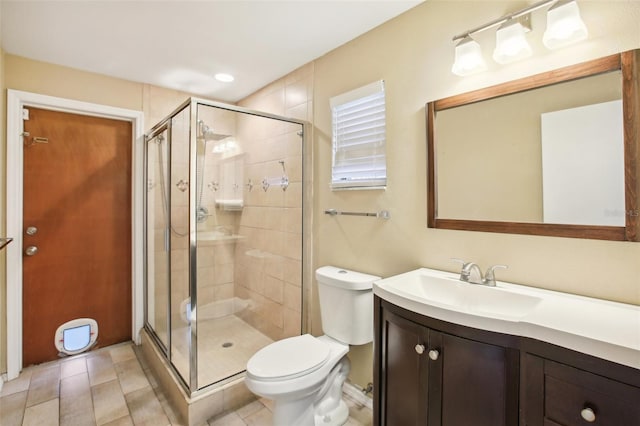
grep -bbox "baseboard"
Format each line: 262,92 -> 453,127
343,381 -> 373,410
0,373 -> 6,392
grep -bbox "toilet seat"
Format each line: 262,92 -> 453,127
247,334 -> 330,381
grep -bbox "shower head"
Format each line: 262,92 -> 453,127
197,120 -> 231,142
203,129 -> 232,142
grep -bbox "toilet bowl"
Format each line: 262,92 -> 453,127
246,334 -> 349,425
245,266 -> 380,426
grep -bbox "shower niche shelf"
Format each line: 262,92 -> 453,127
197,231 -> 245,245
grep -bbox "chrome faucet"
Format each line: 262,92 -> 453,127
451,259 -> 508,287
483,264 -> 508,286
461,262 -> 483,284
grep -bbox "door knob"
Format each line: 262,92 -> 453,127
25,246 -> 38,256
415,344 -> 425,354
428,349 -> 440,361
26,226 -> 38,236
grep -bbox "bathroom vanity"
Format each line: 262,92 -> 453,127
372,269 -> 640,426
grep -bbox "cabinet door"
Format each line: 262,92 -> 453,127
429,331 -> 518,426
522,353 -> 640,426
379,308 -> 429,425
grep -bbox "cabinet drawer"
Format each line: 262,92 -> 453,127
544,361 -> 640,426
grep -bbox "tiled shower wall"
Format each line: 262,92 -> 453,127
144,61 -> 312,349
234,63 -> 313,341
195,106 -> 239,311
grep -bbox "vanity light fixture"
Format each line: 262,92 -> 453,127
543,0 -> 588,49
493,18 -> 533,64
451,35 -> 487,76
451,0 -> 588,76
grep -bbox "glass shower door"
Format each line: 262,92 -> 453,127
169,107 -> 192,385
145,129 -> 170,350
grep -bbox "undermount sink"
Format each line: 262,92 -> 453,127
374,268 -> 542,320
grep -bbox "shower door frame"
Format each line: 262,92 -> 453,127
143,97 -> 310,395
5,89 -> 145,381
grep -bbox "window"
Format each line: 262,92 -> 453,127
330,80 -> 386,189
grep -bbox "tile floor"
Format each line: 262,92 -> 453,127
0,342 -> 373,426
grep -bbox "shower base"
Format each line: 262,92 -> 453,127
140,325 -> 260,426
172,314 -> 273,386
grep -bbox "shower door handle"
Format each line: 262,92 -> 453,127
25,246 -> 38,256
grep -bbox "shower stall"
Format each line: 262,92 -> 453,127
144,98 -> 307,395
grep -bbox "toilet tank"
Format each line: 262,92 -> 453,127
316,266 -> 380,345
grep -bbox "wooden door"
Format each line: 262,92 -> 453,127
22,107 -> 132,366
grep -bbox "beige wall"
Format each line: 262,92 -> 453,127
312,0 -> 640,388
2,0 -> 639,394
5,55 -> 143,111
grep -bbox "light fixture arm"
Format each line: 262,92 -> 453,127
452,0 -> 559,41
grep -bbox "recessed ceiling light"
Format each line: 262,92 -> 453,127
215,73 -> 234,83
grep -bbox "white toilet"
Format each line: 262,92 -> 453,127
245,266 -> 380,426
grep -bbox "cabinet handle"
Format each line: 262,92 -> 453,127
428,349 -> 440,361
415,344 -> 425,355
580,407 -> 596,423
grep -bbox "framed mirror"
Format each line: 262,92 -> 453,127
427,50 -> 639,241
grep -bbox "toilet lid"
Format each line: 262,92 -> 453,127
247,334 -> 330,380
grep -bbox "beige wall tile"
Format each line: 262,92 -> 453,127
264,276 -> 284,304
283,259 -> 302,287
222,381 -> 255,412
189,386 -> 224,424
215,263 -> 235,284
283,307 -> 302,338
283,233 -> 302,261
284,283 -> 302,312
284,208 -> 303,234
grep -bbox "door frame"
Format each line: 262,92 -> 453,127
6,89 -> 145,380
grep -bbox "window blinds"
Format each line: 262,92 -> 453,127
330,80 -> 386,189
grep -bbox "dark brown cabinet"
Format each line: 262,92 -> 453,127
521,353 -> 640,426
375,298 -> 519,426
374,296 -> 640,426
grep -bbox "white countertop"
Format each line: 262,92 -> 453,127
373,268 -> 640,369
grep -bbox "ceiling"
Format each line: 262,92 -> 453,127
1,1 -> 422,102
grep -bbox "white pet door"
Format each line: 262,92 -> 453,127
54,318 -> 98,356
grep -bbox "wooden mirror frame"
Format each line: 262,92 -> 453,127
427,50 -> 639,241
